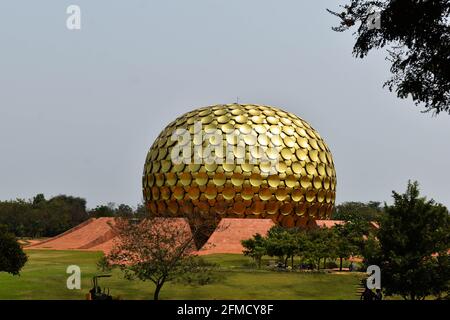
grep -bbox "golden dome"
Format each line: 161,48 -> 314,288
143,104 -> 336,228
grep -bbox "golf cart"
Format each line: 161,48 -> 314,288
87,274 -> 113,300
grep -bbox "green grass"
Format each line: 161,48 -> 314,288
0,250 -> 364,300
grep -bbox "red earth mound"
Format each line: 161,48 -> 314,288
197,218 -> 275,255
27,217 -> 279,255
26,217 -> 117,252
26,217 -> 195,254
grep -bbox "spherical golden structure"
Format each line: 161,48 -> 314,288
142,104 -> 336,228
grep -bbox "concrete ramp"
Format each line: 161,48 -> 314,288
197,218 -> 275,255
27,217 -> 116,251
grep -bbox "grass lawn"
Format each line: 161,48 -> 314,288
0,250 -> 364,300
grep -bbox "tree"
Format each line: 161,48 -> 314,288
242,233 -> 267,268
135,202 -> 149,218
106,217 -> 217,300
304,228 -> 337,271
328,0 -> 450,114
32,193 -> 46,205
367,181 -> 450,299
265,226 -> 298,268
0,194 -> 90,238
48,195 -> 88,226
0,225 -> 28,275
293,229 -> 310,266
115,204 -> 134,218
333,201 -> 383,222
89,205 -> 116,218
333,224 -> 361,271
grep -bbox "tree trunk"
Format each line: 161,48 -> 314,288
291,255 -> 294,268
339,257 -> 343,271
154,282 -> 164,300
317,258 -> 321,271
284,256 -> 289,268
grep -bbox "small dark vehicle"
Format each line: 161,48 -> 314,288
88,274 -> 113,300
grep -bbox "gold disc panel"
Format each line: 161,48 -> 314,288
143,104 -> 337,227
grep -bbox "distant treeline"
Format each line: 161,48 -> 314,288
0,193 -> 384,238
0,194 -> 147,238
332,201 -> 384,222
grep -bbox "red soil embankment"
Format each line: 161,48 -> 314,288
25,217 -> 195,255
197,218 -> 275,255
26,217 -> 116,251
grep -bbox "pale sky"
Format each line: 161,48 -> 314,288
0,0 -> 449,209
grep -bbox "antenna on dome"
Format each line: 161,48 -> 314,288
236,97 -> 239,104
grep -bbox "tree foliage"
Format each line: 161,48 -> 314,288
333,201 -> 383,222
366,181 -> 450,300
0,194 -> 88,237
106,217 -> 218,300
241,233 -> 267,268
328,0 -> 450,114
242,224 -> 367,271
0,195 -> 148,238
0,225 -> 28,275
303,228 -> 338,270
333,223 -> 362,270
265,227 -> 299,268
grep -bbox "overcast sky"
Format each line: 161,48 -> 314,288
0,0 -> 449,209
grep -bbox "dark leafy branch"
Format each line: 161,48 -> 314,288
328,0 -> 450,114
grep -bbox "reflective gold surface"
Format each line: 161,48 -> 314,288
143,104 -> 337,227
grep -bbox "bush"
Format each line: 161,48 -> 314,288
0,225 -> 28,275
